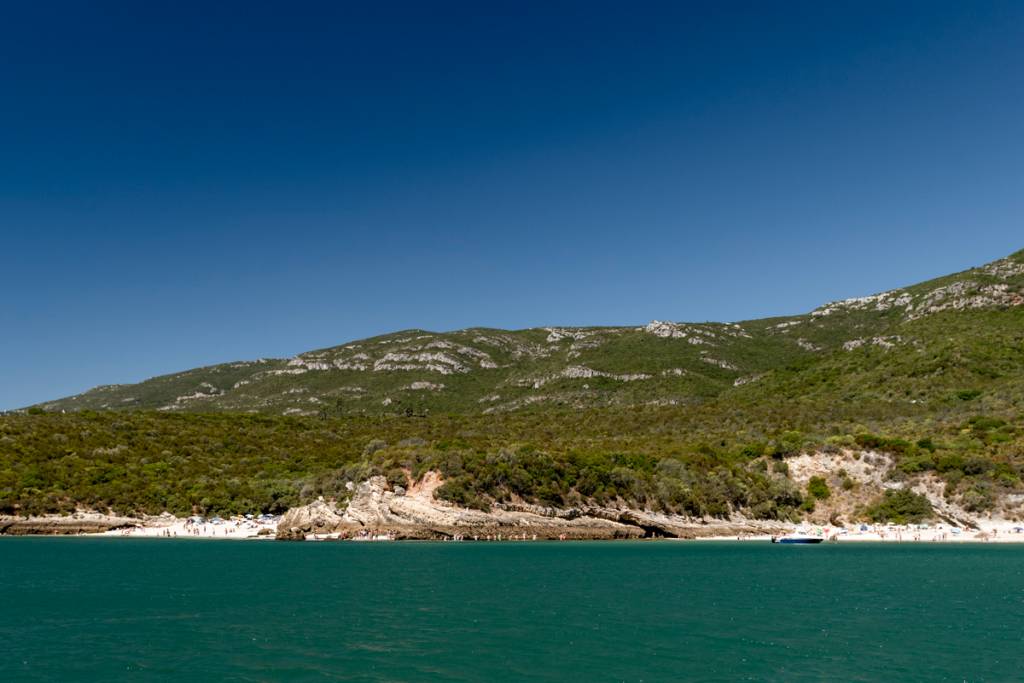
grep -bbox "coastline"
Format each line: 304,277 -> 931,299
5,476 -> 1022,544
0,513 -> 278,540
694,519 -> 1024,543
5,511 -> 1024,544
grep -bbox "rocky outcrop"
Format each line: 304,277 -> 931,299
518,365 -> 652,390
351,474 -> 647,539
276,498 -> 345,540
643,320 -> 687,338
586,508 -> 784,539
275,474 -> 790,541
0,513 -> 137,535
275,475 -> 645,540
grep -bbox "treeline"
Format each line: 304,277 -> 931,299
2,402 -> 1023,521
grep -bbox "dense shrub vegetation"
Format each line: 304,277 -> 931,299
866,490 -> 934,524
3,392 -> 1023,520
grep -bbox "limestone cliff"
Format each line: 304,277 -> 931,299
276,473 -> 788,541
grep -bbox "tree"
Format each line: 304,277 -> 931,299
807,476 -> 830,500
866,489 -> 933,524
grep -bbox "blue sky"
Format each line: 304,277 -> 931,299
2,1 -> 1023,410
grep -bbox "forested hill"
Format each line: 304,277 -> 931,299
32,249 -> 1024,418
5,249 -> 1024,524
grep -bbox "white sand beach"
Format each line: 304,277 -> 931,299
698,519 -> 1024,543
97,514 -> 280,539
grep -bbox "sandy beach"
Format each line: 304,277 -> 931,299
97,515 -> 280,539
698,519 -> 1024,543
96,516 -> 1024,543
6,508 -> 1024,543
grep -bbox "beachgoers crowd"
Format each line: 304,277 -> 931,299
110,514 -> 280,539
309,529 -> 549,542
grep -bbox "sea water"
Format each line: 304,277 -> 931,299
2,539 -> 1021,681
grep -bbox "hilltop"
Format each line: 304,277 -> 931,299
34,249 -> 1024,418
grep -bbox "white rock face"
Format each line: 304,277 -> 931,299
842,336 -> 902,351
525,365 -> 652,389
269,339 -> 502,377
812,289 -> 912,317
981,258 -> 1024,279
341,476 -> 408,527
643,320 -> 687,338
809,257 -> 1023,322
260,368 -> 308,377
278,498 -> 345,539
642,321 -> 739,344
333,361 -> 369,371
406,382 -> 444,391
331,353 -> 370,371
545,327 -> 591,343
373,352 -> 470,375
418,340 -> 497,368
906,281 -> 1023,320
287,357 -> 331,371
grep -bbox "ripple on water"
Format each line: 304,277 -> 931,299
0,539 -> 1022,681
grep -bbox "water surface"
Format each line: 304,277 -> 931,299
2,539 -> 1021,681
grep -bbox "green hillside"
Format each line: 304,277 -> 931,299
32,249 -> 1024,418
4,249 -> 1024,522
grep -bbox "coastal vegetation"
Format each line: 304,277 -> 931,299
866,490 -> 934,524
2,388 -> 1022,521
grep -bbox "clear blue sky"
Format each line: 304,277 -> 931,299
3,1 -> 1023,410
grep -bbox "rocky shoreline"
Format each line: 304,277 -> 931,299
6,474 -> 1014,543
0,475 -> 789,540
274,474 -> 790,541
0,512 -> 138,536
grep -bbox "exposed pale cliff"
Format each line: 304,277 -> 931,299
275,474 -> 793,541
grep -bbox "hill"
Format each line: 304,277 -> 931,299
32,249 -> 1024,418
4,248 -> 1024,528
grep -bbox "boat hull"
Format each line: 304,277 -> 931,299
773,537 -> 824,544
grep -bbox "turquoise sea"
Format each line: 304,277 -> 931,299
2,539 -> 1022,681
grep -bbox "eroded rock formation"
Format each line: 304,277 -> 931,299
275,473 -> 788,541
